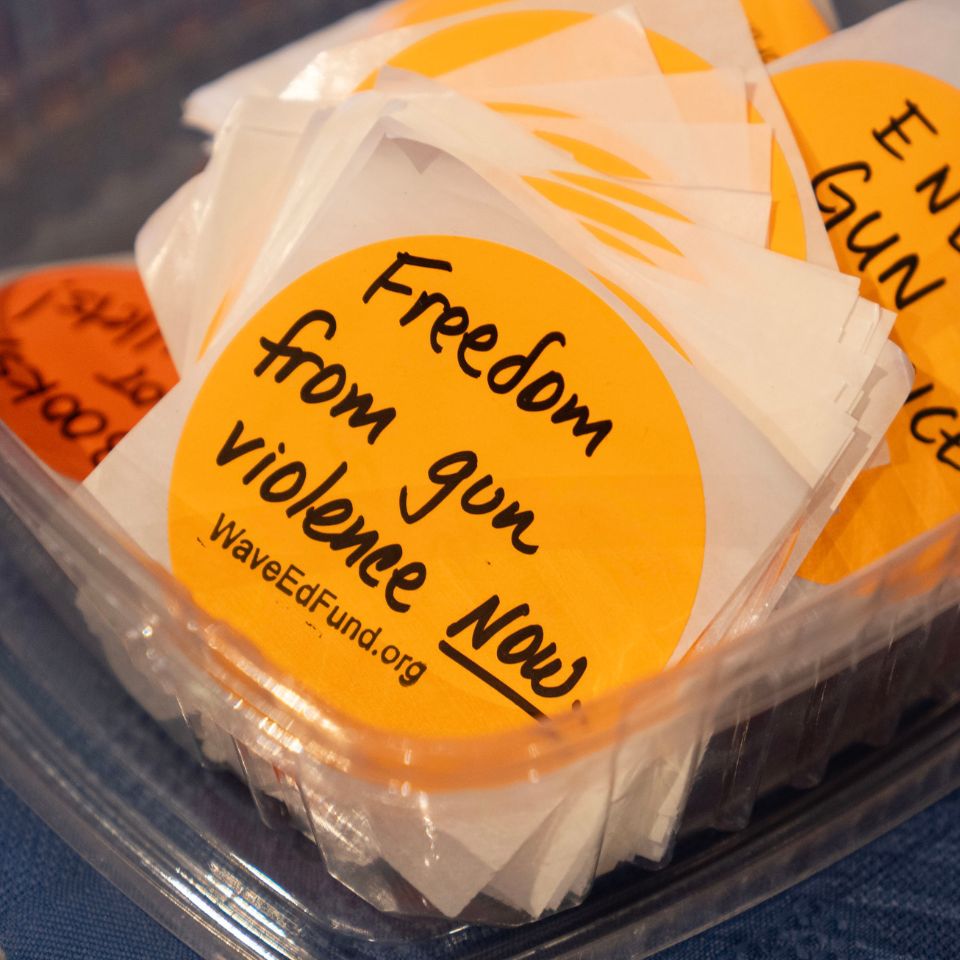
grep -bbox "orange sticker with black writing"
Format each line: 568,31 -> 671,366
0,266 -> 178,481
773,62 -> 960,583
169,237 -> 705,738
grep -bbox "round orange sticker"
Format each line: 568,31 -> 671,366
0,265 -> 178,481
774,62 -> 960,583
169,237 -> 705,738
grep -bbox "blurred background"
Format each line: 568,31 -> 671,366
1,0 -> 360,267
0,0 -> 901,269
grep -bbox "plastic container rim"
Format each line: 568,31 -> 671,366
0,414 -> 957,792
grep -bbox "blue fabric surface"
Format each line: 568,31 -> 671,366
2,775 -> 959,960
0,778 -> 197,960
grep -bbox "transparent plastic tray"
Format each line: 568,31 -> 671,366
0,398 -> 959,954
3,0 -> 960,953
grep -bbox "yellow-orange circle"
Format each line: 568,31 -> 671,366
169,236 -> 705,737
775,61 -> 960,583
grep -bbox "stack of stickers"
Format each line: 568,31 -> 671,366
64,0 -> 947,921
772,0 -> 960,589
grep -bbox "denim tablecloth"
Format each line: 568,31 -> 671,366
2,775 -> 959,960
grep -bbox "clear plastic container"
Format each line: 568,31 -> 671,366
2,0 -> 959,955
1,406 -> 959,956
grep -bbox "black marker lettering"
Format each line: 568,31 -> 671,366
873,100 -> 938,160
362,252 -> 453,303
916,165 -> 960,214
